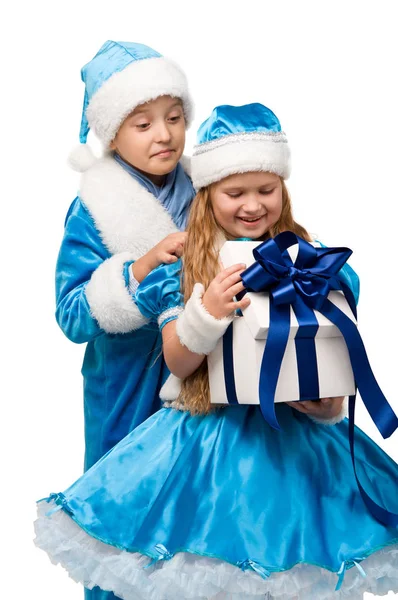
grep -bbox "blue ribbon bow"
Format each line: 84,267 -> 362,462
37,492 -> 73,517
335,558 -> 366,591
144,543 -> 174,568
237,559 -> 270,579
223,232 -> 398,527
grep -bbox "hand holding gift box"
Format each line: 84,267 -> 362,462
208,240 -> 357,408
208,232 -> 397,439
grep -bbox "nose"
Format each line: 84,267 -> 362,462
153,119 -> 172,143
241,193 -> 263,213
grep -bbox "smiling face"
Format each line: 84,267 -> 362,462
210,171 -> 283,239
109,95 -> 186,184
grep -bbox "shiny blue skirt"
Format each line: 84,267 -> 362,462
35,405 -> 398,599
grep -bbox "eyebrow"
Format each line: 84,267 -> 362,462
130,101 -> 183,118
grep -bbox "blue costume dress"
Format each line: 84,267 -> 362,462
55,154 -> 194,600
36,260 -> 398,600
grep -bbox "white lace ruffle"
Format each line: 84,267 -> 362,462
34,501 -> 398,600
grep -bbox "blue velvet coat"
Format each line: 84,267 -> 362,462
55,156 -> 192,472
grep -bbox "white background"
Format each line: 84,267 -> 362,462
2,1 -> 397,598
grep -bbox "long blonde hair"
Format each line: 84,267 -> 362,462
179,178 -> 311,415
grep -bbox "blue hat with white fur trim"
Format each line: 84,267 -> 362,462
70,41 -> 194,171
191,103 -> 291,190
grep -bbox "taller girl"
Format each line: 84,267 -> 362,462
55,40 -> 194,600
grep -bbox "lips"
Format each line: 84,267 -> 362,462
237,215 -> 266,223
152,149 -> 174,158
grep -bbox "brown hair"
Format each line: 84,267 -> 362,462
178,178 -> 311,415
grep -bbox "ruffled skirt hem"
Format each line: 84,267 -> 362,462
34,502 -> 398,600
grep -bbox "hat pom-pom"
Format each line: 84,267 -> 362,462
68,144 -> 97,172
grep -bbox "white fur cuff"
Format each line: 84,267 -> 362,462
307,397 -> 348,426
159,374 -> 182,401
85,252 -> 149,333
176,283 -> 233,355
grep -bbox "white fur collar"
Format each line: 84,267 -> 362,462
79,156 -> 179,257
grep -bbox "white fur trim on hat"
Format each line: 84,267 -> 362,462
87,57 -> 194,146
85,252 -> 149,333
191,132 -> 291,190
307,397 -> 348,425
176,283 -> 234,355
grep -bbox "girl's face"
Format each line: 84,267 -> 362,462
210,172 -> 283,239
110,95 -> 185,184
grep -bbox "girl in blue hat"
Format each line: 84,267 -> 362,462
56,41 -> 194,471
36,103 -> 398,599
56,39 -> 195,600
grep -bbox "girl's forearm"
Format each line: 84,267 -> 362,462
161,320 -> 206,378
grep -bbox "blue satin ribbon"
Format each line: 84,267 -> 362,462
144,543 -> 174,568
348,396 -> 398,527
237,559 -> 271,579
222,232 -> 398,526
223,324 -> 239,404
335,558 -> 367,591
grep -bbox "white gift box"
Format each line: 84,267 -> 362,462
208,241 -> 356,404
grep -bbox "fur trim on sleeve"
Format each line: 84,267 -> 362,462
176,283 -> 233,355
159,374 -> 182,401
85,252 -> 149,333
307,397 -> 348,426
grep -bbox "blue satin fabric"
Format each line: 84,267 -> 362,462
196,103 -> 282,144
50,405 -> 398,577
79,41 -> 162,143
82,41 -> 161,103
134,260 -> 183,328
56,197 -> 169,471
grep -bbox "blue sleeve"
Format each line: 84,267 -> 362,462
55,197 -> 148,343
317,240 -> 360,306
134,260 -> 184,330
55,198 -> 108,343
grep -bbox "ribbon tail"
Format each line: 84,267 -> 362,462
352,560 -> 367,579
349,396 -> 398,527
258,300 -> 290,430
223,323 -> 239,405
335,561 -> 346,591
320,299 -> 398,439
